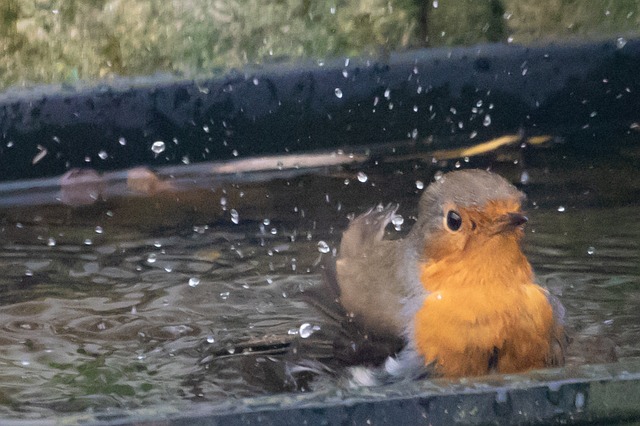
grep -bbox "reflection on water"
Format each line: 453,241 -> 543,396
0,145 -> 639,419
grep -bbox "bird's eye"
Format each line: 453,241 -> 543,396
446,210 -> 462,231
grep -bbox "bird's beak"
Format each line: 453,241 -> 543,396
496,212 -> 528,233
507,212 -> 528,226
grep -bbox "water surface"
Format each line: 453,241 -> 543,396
0,144 -> 638,419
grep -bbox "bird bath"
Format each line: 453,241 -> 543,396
0,40 -> 639,425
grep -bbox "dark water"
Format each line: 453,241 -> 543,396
0,142 -> 639,420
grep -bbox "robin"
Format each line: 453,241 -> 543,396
328,169 -> 567,381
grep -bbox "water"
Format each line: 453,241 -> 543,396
0,142 -> 639,419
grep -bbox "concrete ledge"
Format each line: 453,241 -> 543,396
1,39 -> 639,182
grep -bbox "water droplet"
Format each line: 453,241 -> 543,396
413,105 -> 419,112
575,392 -> 585,410
434,171 -> 444,181
193,225 -> 207,234
47,237 -> 56,247
151,141 -> 166,154
616,37 -> 627,49
432,0 -> 438,8
206,335 -> 215,343
84,238 -> 93,246
329,6 -> 336,14
98,150 -> 108,160
317,241 -> 330,253
415,180 -> 424,189
299,323 -> 316,338
384,88 -> 391,99
342,70 -> 348,78
202,125 -> 210,133
392,215 -> 404,231
263,218 -> 271,226
557,206 -> 566,212
230,209 -> 240,224
520,171 -> 530,184
220,291 -> 230,300
357,172 -> 368,183
95,226 -> 104,234
587,246 -> 595,255
32,145 -> 48,165
483,114 -> 492,126
334,88 -> 343,98
147,253 -> 157,263
188,277 -> 200,287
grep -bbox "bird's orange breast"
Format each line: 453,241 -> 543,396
414,236 -> 555,378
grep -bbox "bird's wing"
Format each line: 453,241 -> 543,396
301,258 -> 405,367
339,203 -> 399,259
293,204 -> 406,381
545,286 -> 617,367
546,291 -> 570,367
334,203 -> 411,337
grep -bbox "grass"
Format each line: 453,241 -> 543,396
0,0 -> 639,90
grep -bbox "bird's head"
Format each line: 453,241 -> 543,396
409,169 -> 528,265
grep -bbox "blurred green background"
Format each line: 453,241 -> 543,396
1,0 -> 639,90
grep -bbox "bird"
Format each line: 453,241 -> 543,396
326,169 -> 567,381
